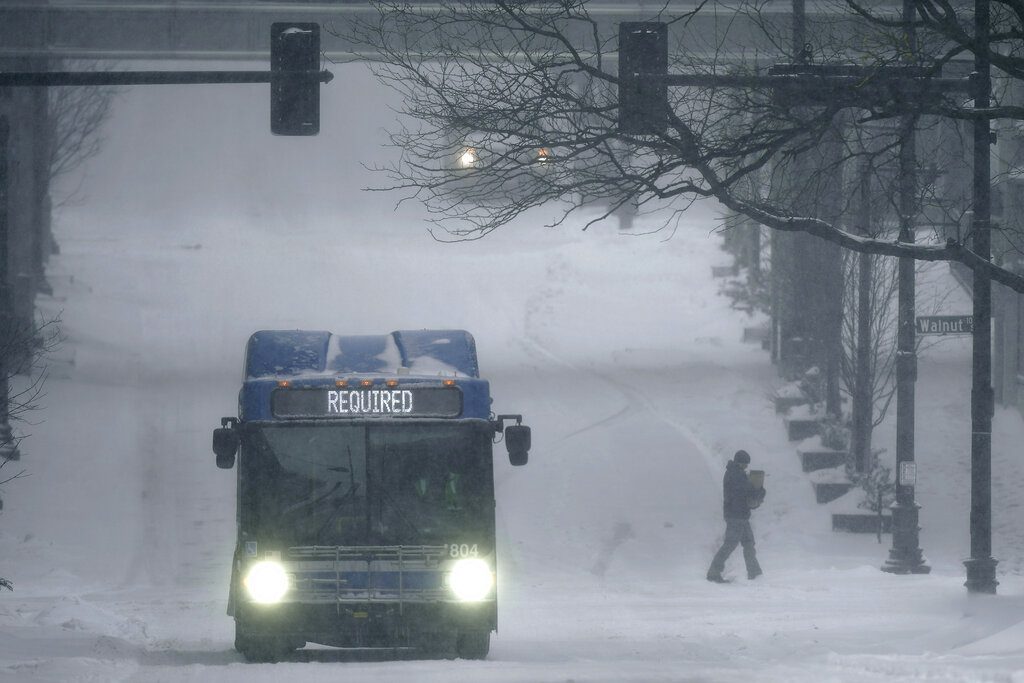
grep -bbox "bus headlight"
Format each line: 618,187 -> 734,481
243,561 -> 289,604
447,558 -> 493,602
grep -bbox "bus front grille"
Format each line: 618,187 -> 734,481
286,545 -> 451,604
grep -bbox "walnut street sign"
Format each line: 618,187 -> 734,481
916,315 -> 974,335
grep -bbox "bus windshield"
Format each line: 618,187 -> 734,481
240,422 -> 494,548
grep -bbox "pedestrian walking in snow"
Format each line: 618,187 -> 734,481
707,450 -> 765,583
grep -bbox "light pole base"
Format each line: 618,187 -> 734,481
882,549 -> 931,574
881,500 -> 930,574
964,557 -> 998,594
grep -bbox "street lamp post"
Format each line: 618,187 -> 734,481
882,0 -> 930,575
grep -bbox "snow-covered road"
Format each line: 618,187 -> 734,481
1,62 -> 1023,682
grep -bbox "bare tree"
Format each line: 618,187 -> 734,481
0,314 -> 61,591
46,60 -> 120,209
339,0 -> 1024,291
0,62 -> 111,592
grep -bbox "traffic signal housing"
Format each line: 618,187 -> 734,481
271,23 -> 321,136
618,22 -> 668,135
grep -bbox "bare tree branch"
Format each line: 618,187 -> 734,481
47,60 -> 120,208
336,0 -> 1024,291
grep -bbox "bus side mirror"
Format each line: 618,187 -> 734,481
505,425 -> 531,467
213,427 -> 239,469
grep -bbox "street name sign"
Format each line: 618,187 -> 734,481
916,315 -> 973,335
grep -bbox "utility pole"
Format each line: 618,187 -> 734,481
965,0 -> 999,594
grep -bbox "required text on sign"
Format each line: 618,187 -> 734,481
326,389 -> 414,415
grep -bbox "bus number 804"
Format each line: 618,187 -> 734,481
449,543 -> 479,558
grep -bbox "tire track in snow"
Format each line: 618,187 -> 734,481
125,376 -> 233,591
518,332 -> 722,482
514,334 -> 635,440
558,402 -> 633,442
122,360 -> 171,588
518,252 -> 722,479
519,323 -> 725,574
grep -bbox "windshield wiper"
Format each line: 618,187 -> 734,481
312,482 -> 361,543
281,480 -> 342,517
377,485 -> 420,537
313,446 -> 363,544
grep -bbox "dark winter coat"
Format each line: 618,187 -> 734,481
722,460 -> 765,520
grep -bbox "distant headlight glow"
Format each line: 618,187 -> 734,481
458,147 -> 479,169
243,560 -> 289,604
447,558 -> 493,602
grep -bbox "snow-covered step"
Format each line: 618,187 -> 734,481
785,416 -> 820,441
814,482 -> 854,503
799,447 -> 847,472
775,394 -> 808,413
832,513 -> 893,534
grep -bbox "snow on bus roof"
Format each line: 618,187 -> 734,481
245,329 -> 479,379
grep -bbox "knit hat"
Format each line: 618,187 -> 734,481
733,450 -> 751,464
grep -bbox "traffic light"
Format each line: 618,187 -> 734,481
618,22 -> 668,135
271,23 -> 321,136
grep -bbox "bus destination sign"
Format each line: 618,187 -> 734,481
272,387 -> 462,419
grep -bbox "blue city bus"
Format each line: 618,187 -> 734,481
213,329 -> 530,661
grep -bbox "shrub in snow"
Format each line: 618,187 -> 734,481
820,413 -> 851,452
798,366 -> 824,414
845,449 -> 895,513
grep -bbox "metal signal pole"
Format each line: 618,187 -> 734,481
0,24 -> 330,480
964,0 -> 999,594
